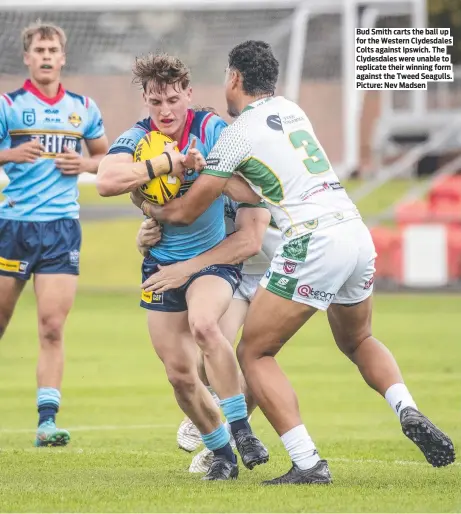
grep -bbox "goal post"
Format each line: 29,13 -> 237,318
0,0 -> 427,183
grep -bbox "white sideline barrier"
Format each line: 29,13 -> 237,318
402,224 -> 448,287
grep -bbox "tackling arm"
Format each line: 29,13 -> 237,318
141,174 -> 228,226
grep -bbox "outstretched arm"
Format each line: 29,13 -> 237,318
141,204 -> 270,293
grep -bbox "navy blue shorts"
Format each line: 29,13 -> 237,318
141,257 -> 242,312
0,218 -> 81,281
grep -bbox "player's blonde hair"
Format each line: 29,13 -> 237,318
132,53 -> 191,94
22,20 -> 67,52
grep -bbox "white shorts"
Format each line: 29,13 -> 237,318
260,218 -> 376,311
233,273 -> 264,303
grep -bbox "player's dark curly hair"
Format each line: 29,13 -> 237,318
228,40 -> 279,96
132,53 -> 190,94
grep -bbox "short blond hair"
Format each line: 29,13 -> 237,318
132,53 -> 190,94
22,20 -> 66,52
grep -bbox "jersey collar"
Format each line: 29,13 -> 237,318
23,79 -> 65,105
241,96 -> 274,114
149,109 -> 195,151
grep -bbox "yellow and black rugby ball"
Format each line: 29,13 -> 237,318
134,131 -> 181,205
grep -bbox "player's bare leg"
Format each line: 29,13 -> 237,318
187,276 -> 269,470
328,296 -> 455,467
148,310 -> 238,480
188,298 -> 254,473
237,287 -> 332,485
0,276 -> 26,339
33,274 -> 77,447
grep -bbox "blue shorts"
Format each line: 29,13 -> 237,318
141,257 -> 242,312
0,218 -> 81,281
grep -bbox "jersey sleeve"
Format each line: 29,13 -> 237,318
84,98 -> 105,140
0,97 -> 9,143
204,115 -> 227,154
107,126 -> 148,156
202,121 -> 251,179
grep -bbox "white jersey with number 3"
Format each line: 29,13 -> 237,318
203,96 -> 360,238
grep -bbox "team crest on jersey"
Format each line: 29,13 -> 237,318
22,109 -> 36,127
68,112 -> 82,128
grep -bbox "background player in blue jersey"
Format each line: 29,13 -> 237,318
0,22 -> 109,447
97,54 -> 269,480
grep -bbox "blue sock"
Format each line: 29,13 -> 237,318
201,423 -> 236,463
37,387 -> 60,426
220,393 -> 251,436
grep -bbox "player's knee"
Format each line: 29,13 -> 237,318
39,316 -> 64,346
336,331 -> 372,359
189,316 -> 221,350
0,312 -> 14,340
167,367 -> 197,397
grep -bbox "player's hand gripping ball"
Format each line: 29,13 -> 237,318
134,131 -> 181,205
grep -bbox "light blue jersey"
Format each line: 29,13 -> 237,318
0,79 -> 105,221
109,109 -> 227,263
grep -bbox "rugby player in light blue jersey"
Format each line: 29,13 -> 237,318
0,22 -> 109,447
97,54 -> 269,481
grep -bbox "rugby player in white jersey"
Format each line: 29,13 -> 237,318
136,40 -> 455,485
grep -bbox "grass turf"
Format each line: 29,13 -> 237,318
0,292 -> 460,512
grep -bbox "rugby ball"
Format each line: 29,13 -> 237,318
134,131 -> 181,205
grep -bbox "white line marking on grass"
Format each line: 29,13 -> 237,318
330,457 -> 460,467
0,423 -> 175,434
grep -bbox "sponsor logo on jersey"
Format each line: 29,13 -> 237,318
23,109 -> 36,126
206,158 -> 221,167
45,108 -> 59,114
36,133 -> 79,155
283,260 -> 297,274
68,112 -> 82,128
297,284 -> 334,302
266,114 -> 283,132
282,114 -> 305,125
300,182 -> 344,202
0,256 -> 29,274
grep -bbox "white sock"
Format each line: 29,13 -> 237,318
385,383 -> 417,419
280,425 -> 320,470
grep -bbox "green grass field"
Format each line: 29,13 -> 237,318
1,292 -> 460,512
1,180 -> 460,512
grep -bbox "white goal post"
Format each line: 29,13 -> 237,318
0,0 -> 426,183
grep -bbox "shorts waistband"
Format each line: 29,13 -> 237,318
282,209 -> 361,240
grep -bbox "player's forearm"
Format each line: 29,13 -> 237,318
81,154 -> 106,174
223,176 -> 261,204
96,154 -> 171,197
182,230 -> 263,274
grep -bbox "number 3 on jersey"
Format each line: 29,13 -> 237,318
289,129 -> 329,174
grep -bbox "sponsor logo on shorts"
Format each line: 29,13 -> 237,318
265,268 -> 271,278
201,265 -> 218,272
363,276 -> 374,290
141,290 -> 164,304
0,256 -> 28,274
283,260 -> 297,274
266,272 -> 298,299
281,234 -> 311,261
297,284 -> 334,302
69,250 -> 80,266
